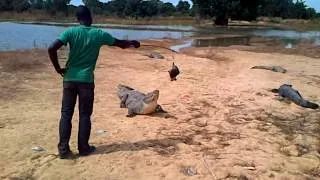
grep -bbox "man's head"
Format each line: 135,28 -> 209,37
76,5 -> 92,26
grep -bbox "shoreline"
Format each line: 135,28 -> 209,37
2,17 -> 318,31
2,34 -> 319,59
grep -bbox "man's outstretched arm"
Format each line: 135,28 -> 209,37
48,39 -> 65,76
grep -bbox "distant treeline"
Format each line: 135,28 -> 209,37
194,0 -> 320,25
1,0 -> 319,25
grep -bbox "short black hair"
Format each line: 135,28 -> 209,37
76,5 -> 92,20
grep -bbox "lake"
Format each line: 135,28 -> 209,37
0,22 -> 193,51
0,22 -> 319,52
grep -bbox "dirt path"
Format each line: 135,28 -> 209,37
1,41 -> 319,180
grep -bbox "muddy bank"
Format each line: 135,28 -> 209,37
1,40 -> 320,179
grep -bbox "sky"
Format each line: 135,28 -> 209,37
70,0 -> 320,12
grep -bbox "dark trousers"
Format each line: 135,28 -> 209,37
58,81 -> 94,154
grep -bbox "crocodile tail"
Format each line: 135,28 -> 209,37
251,66 -> 266,69
118,84 -> 134,90
302,101 -> 319,109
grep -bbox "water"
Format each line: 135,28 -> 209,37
251,29 -> 320,40
1,22 -> 320,51
0,22 -> 193,51
193,36 -> 251,47
20,22 -> 196,31
171,27 -> 320,51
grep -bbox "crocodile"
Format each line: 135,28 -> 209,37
251,65 -> 287,73
117,84 -> 166,117
271,84 -> 319,109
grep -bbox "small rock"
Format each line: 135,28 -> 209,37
181,166 -> 197,176
32,146 -> 45,152
244,166 -> 256,171
195,119 -> 208,127
96,130 -> 105,136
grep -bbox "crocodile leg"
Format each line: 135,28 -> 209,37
120,94 -> 128,108
126,108 -> 136,118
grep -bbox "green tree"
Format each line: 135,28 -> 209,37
12,0 -> 30,12
104,0 -> 127,17
83,0 -> 103,14
192,0 -> 262,25
44,0 -> 70,15
0,0 -> 13,11
138,0 -> 162,17
0,0 -> 30,12
159,2 -> 176,16
29,0 -> 44,9
176,0 -> 190,15
305,8 -> 317,19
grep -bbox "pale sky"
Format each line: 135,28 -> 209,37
70,0 -> 320,12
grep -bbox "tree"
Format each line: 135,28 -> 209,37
12,0 -> 30,12
159,2 -> 176,16
138,0 -> 162,17
104,0 -> 127,17
29,0 -> 44,9
305,8 -> 317,19
83,0 -> 103,14
176,0 -> 190,15
54,0 -> 71,13
192,0 -> 262,25
0,0 -> 14,11
44,0 -> 70,15
0,0 -> 30,12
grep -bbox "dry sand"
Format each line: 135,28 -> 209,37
0,40 -> 320,180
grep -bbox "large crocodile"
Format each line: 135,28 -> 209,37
117,84 -> 166,117
271,84 -> 319,109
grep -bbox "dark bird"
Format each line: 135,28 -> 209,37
168,62 -> 180,81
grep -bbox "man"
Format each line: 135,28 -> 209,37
48,5 -> 140,159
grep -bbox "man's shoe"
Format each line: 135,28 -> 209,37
79,146 -> 96,156
59,150 -> 73,159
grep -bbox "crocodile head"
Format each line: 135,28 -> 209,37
143,90 -> 159,104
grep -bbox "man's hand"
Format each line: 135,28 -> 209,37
112,39 -> 140,49
56,68 -> 66,77
130,40 -> 140,48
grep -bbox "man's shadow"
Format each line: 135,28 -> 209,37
94,136 -> 193,156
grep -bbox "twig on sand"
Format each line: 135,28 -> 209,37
202,155 -> 217,179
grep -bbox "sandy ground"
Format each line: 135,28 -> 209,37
1,40 -> 320,180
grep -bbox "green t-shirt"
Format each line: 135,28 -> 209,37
58,25 -> 115,83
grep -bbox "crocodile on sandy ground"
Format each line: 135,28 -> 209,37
251,65 -> 287,73
271,84 -> 319,109
144,52 -> 164,59
117,84 -> 167,117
